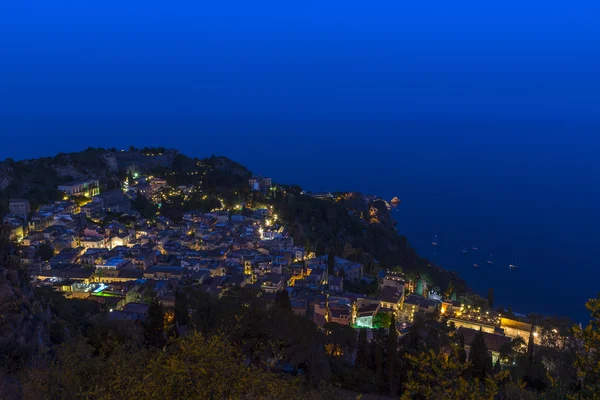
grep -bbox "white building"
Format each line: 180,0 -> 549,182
58,179 -> 100,197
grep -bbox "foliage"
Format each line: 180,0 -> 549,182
133,193 -> 157,219
275,192 -> 468,295
487,287 -> 494,308
387,313 -> 398,395
323,322 -> 357,359
327,251 -> 335,275
21,332 -> 308,400
458,292 -> 490,311
570,293 -> 600,399
275,289 -> 292,311
401,350 -> 509,400
469,328 -> 489,381
174,289 -> 189,326
373,312 -> 392,329
0,148 -> 110,214
143,297 -> 166,348
457,334 -> 467,364
34,287 -> 104,343
35,243 -> 54,261
355,328 -> 369,369
344,280 -> 379,296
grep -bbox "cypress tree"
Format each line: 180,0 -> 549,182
327,251 -> 335,276
487,287 -> 494,308
458,334 -> 467,364
174,289 -> 190,326
355,328 -> 369,369
486,354 -> 494,376
387,313 -> 398,395
374,329 -> 384,377
469,328 -> 488,381
144,297 -> 166,348
275,289 -> 292,311
493,358 -> 502,374
525,325 -> 537,386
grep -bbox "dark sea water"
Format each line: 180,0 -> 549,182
226,119 -> 600,323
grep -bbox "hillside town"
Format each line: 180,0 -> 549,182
4,163 -> 542,367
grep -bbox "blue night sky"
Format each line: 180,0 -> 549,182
1,1 -> 599,320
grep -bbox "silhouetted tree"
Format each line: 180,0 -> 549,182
469,328 -> 488,381
143,297 -> 166,348
524,325 -> 537,387
274,289 -> 291,311
373,328 -> 384,379
493,358 -> 502,374
487,287 -> 494,308
174,290 -> 189,326
573,293 -> 600,397
128,170 -> 135,185
35,243 -> 54,261
356,328 -> 369,369
387,313 -> 398,395
458,334 -> 467,364
327,251 -> 335,276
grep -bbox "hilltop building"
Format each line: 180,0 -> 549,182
249,176 -> 271,192
58,179 -> 100,197
9,199 -> 30,220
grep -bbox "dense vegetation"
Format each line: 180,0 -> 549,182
271,189 -> 469,296
5,270 -> 599,399
0,148 -> 250,220
0,148 -> 114,215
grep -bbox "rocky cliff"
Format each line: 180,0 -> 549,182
0,226 -> 48,362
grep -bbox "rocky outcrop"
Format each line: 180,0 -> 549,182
0,235 -> 48,357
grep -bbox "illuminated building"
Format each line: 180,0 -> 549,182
58,179 -> 100,197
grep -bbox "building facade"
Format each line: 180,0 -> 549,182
9,199 -> 30,220
58,179 -> 100,197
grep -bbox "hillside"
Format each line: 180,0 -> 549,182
273,189 -> 468,296
0,148 -> 249,217
0,147 -> 462,295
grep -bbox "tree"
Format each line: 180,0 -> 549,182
493,358 -> 502,374
275,289 -> 292,311
457,334 -> 467,364
35,243 -> 54,261
174,290 -> 189,327
387,313 -> 398,395
487,287 -> 494,308
401,350 -> 508,400
524,325 -> 536,385
323,322 -> 357,359
128,170 -> 135,185
327,251 -> 335,276
21,332 -> 308,400
144,297 -> 166,348
372,328 -> 385,379
469,328 -> 488,381
373,312 -> 392,329
355,328 -> 369,369
444,280 -> 454,299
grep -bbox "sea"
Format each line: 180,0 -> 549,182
232,119 -> 600,323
